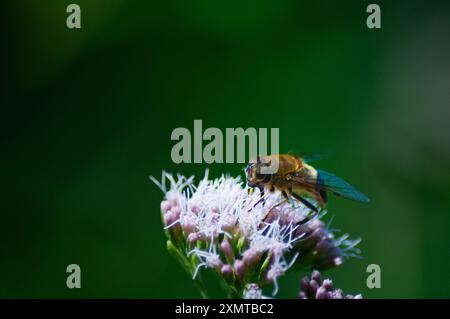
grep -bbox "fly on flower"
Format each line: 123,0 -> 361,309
245,154 -> 370,215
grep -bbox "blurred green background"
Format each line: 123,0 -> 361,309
2,1 -> 450,298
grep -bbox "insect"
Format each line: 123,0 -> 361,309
245,154 -> 370,217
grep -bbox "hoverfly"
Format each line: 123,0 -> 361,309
245,154 -> 369,217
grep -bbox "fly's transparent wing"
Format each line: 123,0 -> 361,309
316,169 -> 370,203
300,152 -> 330,163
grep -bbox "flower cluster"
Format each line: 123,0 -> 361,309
299,270 -> 362,299
151,170 -> 361,298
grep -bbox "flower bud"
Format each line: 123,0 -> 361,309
243,283 -> 264,299
242,248 -> 261,268
316,286 -> 330,299
221,264 -> 234,281
220,239 -> 235,263
299,270 -> 362,299
160,200 -> 172,214
234,259 -> 245,281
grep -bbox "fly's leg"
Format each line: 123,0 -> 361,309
273,190 -> 290,210
291,192 -> 318,212
259,186 -> 266,207
262,190 -> 289,223
291,192 -> 319,225
248,186 -> 266,212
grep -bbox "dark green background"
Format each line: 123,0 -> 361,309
2,1 -> 450,298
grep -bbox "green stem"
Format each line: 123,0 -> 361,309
194,273 -> 209,299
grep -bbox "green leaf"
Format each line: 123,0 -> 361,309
258,252 -> 271,285
166,240 -> 192,275
237,236 -> 246,253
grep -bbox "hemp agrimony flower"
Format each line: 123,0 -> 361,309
151,170 -> 361,298
299,270 -> 363,299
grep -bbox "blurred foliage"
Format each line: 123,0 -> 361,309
1,1 -> 450,298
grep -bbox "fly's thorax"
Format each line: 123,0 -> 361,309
275,154 -> 301,175
301,163 -> 318,181
246,154 -> 314,190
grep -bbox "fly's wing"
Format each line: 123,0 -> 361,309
300,152 -> 330,163
315,169 -> 370,203
286,152 -> 328,163
288,169 -> 370,203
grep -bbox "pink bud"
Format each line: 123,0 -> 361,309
160,201 -> 172,214
163,211 -> 174,226
220,239 -> 235,263
221,264 -> 233,280
315,286 -> 330,299
207,258 -> 223,271
190,204 -> 200,214
242,249 -> 261,268
234,259 -> 245,280
187,233 -> 199,245
181,221 -> 196,235
171,206 -> 181,219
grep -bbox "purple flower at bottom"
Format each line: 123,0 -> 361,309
299,270 -> 363,299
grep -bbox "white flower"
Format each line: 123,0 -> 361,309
189,243 -> 223,279
243,283 -> 271,299
151,170 -> 361,297
266,252 -> 299,295
153,170 -> 312,246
